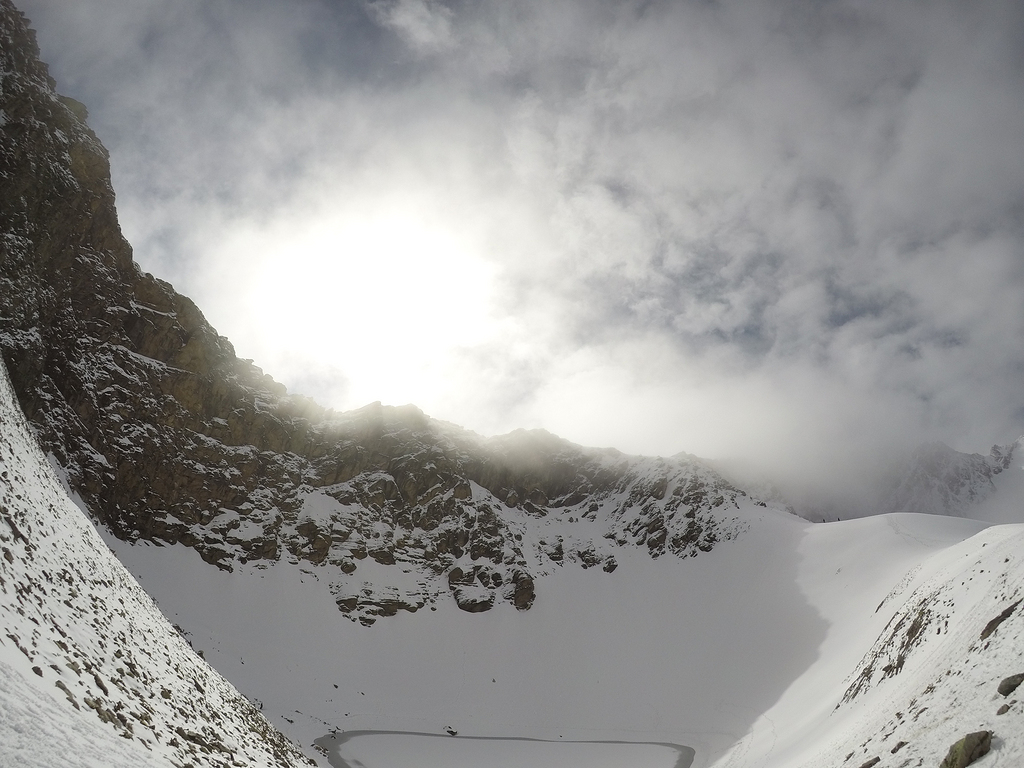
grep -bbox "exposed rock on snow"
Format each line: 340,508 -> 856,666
938,730 -> 992,768
997,673 -> 1023,697
0,358 -> 311,767
981,600 -> 1020,640
806,523 -> 1024,768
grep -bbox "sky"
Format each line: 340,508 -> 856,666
18,0 -> 1024,513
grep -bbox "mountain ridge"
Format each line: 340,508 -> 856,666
882,438 -> 1022,521
0,0 -> 772,623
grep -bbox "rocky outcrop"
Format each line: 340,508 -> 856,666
981,600 -> 1021,640
882,440 -> 1017,518
0,0 -> 759,624
998,673 -> 1024,697
938,731 -> 991,768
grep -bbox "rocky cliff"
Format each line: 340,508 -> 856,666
882,440 -> 1020,519
0,0 -> 763,625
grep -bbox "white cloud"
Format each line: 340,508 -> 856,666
366,0 -> 456,54
18,0 -> 1024,514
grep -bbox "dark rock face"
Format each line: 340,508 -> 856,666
981,601 -> 1021,640
0,0 -> 758,624
998,673 -> 1024,697
938,731 -> 992,768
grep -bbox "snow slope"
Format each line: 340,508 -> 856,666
99,482 -> 1024,768
104,501 -> 817,765
714,514 -> 1024,767
0,361 -> 312,768
797,521 -> 1024,767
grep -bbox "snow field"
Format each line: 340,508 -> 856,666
104,486 -> 1024,768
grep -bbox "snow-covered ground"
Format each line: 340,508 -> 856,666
104,505 -> 819,764
0,363 -> 310,768
787,521 -> 1024,768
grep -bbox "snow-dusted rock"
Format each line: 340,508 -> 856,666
882,439 -> 1024,522
0,358 -> 311,766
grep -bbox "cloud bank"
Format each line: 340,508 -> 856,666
19,0 -> 1024,513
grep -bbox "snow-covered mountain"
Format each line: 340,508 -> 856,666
6,338 -> 1023,767
882,439 -> 1024,524
0,0 -> 765,626
2,2 -> 1024,768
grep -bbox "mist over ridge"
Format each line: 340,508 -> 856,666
12,0 -> 1024,516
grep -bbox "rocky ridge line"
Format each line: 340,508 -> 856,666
0,0 -> 764,624
882,439 -> 1020,518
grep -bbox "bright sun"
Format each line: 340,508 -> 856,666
212,202 -> 499,410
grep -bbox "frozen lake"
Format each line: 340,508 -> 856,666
314,731 -> 695,768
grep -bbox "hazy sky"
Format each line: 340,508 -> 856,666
19,0 -> 1024,511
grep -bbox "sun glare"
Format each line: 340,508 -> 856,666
217,205 -> 499,410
